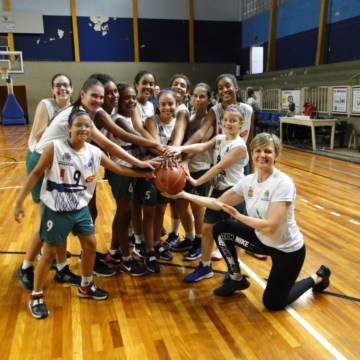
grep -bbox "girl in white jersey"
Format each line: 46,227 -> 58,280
167,133 -> 331,310
170,104 -> 248,282
134,70 -> 156,122
14,110 -> 154,319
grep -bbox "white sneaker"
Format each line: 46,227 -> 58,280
211,249 -> 223,261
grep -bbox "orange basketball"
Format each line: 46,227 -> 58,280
155,164 -> 186,195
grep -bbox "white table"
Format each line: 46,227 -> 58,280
280,116 -> 336,151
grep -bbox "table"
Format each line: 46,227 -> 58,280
280,116 -> 336,151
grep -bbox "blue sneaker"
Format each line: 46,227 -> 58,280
184,262 -> 213,282
183,237 -> 202,261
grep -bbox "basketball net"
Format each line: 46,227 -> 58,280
1,67 -> 14,95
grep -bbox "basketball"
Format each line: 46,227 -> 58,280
155,164 -> 186,195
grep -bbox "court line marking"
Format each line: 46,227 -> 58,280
239,260 -> 347,360
0,161 -> 24,165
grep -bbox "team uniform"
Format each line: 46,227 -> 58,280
204,134 -> 248,224
39,139 -> 101,245
213,168 -> 310,309
106,114 -> 139,199
137,101 -> 155,123
135,114 -> 176,206
26,98 -> 64,202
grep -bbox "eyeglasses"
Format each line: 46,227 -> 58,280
54,83 -> 71,88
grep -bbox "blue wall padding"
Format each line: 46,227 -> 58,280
2,94 -> 27,125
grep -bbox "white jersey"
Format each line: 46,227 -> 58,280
108,114 -> 139,168
211,102 -> 253,143
212,134 -> 248,190
40,139 -> 102,212
28,98 -> 62,151
233,168 -> 304,252
137,101 -> 154,123
187,113 -> 211,172
175,103 -> 189,116
153,114 -> 176,146
35,106 -> 96,154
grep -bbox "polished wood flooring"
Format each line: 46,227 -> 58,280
0,125 -> 359,359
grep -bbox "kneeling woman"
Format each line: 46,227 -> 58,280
166,133 -> 330,311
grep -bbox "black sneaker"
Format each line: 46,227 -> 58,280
119,258 -> 147,276
16,265 -> 34,291
28,293 -> 48,319
54,265 -> 81,286
93,259 -> 117,277
170,237 -> 193,252
104,251 -> 122,264
313,265 -> 331,293
213,275 -> 250,297
128,234 -> 135,247
133,242 -> 145,259
183,237 -> 202,261
77,282 -> 108,300
155,242 -> 173,261
145,251 -> 160,273
164,232 -> 181,249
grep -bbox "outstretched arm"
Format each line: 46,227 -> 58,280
183,109 -> 215,145
14,144 -> 54,222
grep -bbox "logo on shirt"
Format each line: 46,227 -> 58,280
59,152 -> 73,166
87,158 -> 93,168
86,175 -> 96,183
248,186 -> 254,198
261,190 -> 270,201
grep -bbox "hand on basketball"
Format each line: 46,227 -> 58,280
161,190 -> 185,199
143,171 -> 156,180
14,203 -> 25,223
149,156 -> 163,167
187,175 -> 198,187
163,145 -> 181,158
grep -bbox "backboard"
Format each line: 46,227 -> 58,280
0,51 -> 24,74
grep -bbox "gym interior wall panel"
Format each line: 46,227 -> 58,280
276,28 -> 318,70
329,0 -> 360,24
13,15 -> 73,60
194,20 -> 240,63
193,0 -> 240,21
138,0 -> 188,20
138,19 -> 188,62
241,10 -> 269,48
75,0 -> 132,17
9,0 -> 71,16
77,17 -> 133,61
327,15 -> 360,64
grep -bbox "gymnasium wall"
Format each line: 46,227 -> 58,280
240,0 -> 360,73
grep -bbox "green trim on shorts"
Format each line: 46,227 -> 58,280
105,169 -> 134,200
26,150 -> 43,203
133,178 -> 169,206
185,169 -> 211,196
40,205 -> 94,245
204,188 -> 246,224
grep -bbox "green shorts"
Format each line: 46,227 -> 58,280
133,178 -> 169,206
26,150 -> 43,203
40,205 -> 94,245
106,169 -> 134,200
185,170 -> 211,197
204,188 -> 246,224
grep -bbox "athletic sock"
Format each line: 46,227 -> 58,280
109,249 -> 119,256
22,260 -> 34,270
201,261 -> 211,267
122,255 -> 132,262
185,231 -> 195,241
31,290 -> 43,297
81,276 -> 93,287
134,234 -> 143,244
56,261 -> 68,272
171,218 -> 180,235
195,234 -> 202,239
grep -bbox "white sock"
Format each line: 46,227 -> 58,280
171,218 -> 180,235
56,261 -> 68,271
81,276 -> 93,287
109,249 -> 119,255
134,234 -> 143,244
31,290 -> 43,297
128,228 -> 134,236
185,231 -> 195,241
22,260 -> 34,270
195,234 -> 202,239
201,261 -> 211,267
230,273 -> 243,281
122,255 -> 132,262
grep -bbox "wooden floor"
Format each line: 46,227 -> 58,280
0,125 -> 359,360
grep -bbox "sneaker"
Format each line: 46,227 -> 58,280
164,232 -> 181,249
77,282 -> 108,300
54,265 -> 81,286
213,275 -> 250,297
313,265 -> 331,293
133,242 -> 145,259
105,251 -> 122,264
184,262 -> 213,282
211,249 -> 223,261
128,234 -> 135,247
16,266 -> 34,291
155,242 -> 173,261
183,237 -> 202,261
119,258 -> 147,277
246,251 -> 268,260
93,259 -> 117,277
145,251 -> 160,273
170,237 -> 193,252
28,293 -> 48,319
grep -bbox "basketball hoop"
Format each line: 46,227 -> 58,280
1,66 -> 9,80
